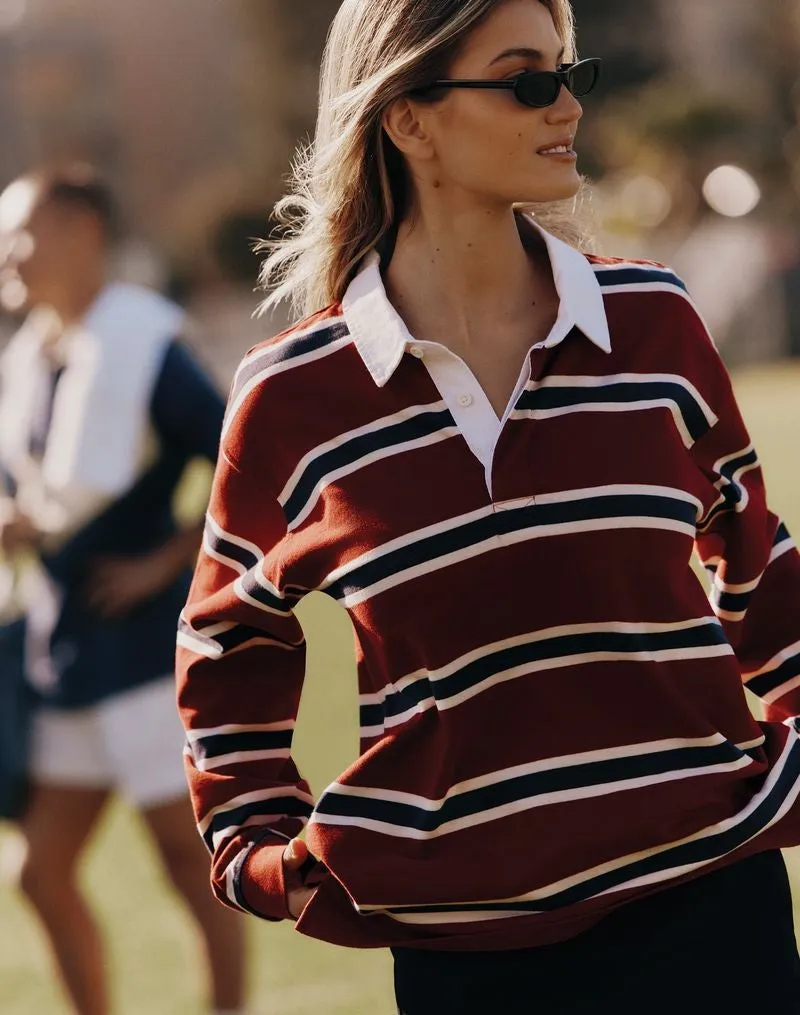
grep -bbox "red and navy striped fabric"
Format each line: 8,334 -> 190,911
176,263 -> 800,951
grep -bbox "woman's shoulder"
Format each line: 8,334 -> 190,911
585,253 -> 690,299
223,303 -> 350,439
238,302 -> 348,368
586,253 -> 722,374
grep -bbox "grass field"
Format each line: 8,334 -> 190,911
1,362 -> 799,1014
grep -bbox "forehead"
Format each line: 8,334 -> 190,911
455,0 -> 562,67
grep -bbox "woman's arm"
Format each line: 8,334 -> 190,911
176,380 -> 316,922
686,309 -> 800,723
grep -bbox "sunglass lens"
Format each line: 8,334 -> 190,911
568,60 -> 600,97
515,73 -> 561,108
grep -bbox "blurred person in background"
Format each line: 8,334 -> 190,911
178,0 -> 800,1013
0,167 -> 247,1015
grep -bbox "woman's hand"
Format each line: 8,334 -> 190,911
283,838 -> 321,919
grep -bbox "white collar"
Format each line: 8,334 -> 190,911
342,217 -> 611,388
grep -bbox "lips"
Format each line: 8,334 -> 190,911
537,138 -> 575,155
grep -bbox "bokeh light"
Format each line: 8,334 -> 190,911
702,165 -> 761,218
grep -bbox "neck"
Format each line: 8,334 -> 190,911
384,193 -> 545,351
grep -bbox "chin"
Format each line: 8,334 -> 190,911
517,171 -> 582,205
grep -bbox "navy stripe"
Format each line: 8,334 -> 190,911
593,267 -> 688,292
386,739 -> 800,915
203,796 -> 313,850
747,652 -> 800,700
516,381 -> 712,443
283,407 -> 455,525
238,571 -> 297,615
719,448 -> 758,487
194,729 -> 293,762
699,448 -> 759,530
360,702 -> 387,730
316,740 -> 748,834
774,523 -> 791,547
205,521 -> 260,572
328,493 -> 698,602
361,623 -> 729,728
228,321 -> 350,407
715,590 -> 752,615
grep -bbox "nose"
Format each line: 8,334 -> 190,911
547,83 -> 583,125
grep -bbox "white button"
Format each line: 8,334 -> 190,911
458,393 -> 474,408
409,345 -> 425,359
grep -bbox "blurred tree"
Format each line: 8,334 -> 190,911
236,0 -> 339,191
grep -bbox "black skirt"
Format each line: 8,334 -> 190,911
393,850 -> 800,1015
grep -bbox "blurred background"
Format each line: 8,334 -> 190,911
0,2 -> 799,1013
1,0 -> 800,372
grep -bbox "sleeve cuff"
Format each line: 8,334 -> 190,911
239,841 -> 292,921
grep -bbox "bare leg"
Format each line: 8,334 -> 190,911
19,783 -> 111,1015
142,795 -> 246,1012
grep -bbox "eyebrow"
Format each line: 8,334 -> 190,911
489,46 -> 566,67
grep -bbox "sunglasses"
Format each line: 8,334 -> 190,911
421,57 -> 601,109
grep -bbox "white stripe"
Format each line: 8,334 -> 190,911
770,537 -> 794,565
370,645 -> 733,735
178,632 -> 298,660
198,785 -> 314,838
313,734 -> 750,841
202,531 -> 248,576
362,618 -> 723,713
212,813 -> 309,851
224,864 -> 241,908
744,638 -> 800,705
712,574 -> 761,595
698,451 -> 759,529
224,319 -> 349,439
278,400 -> 449,506
742,637 -> 800,681
194,749 -> 292,772
187,720 -> 295,743
232,567 -> 292,618
714,609 -> 747,623
518,372 -> 717,445
206,512 -> 265,563
339,517 -> 696,609
336,734 -> 732,811
359,731 -> 800,920
313,757 -> 751,842
593,263 -> 681,277
177,630 -> 223,659
323,485 -> 702,607
285,426 -> 459,530
514,399 -> 697,446
599,281 -> 694,302
736,735 -> 766,751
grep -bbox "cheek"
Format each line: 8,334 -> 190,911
437,104 -> 534,174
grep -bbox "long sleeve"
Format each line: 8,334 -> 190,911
176,396 -> 314,921
689,319 -> 800,724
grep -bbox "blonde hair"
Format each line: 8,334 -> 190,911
260,0 -> 583,319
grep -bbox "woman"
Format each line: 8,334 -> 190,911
177,1 -> 800,1011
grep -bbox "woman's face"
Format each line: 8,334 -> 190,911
414,0 -> 584,207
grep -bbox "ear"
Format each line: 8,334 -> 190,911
382,97 -> 435,161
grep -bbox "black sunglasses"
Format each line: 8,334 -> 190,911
421,57 -> 601,109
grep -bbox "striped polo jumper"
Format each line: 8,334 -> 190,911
177,222 -> 800,951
